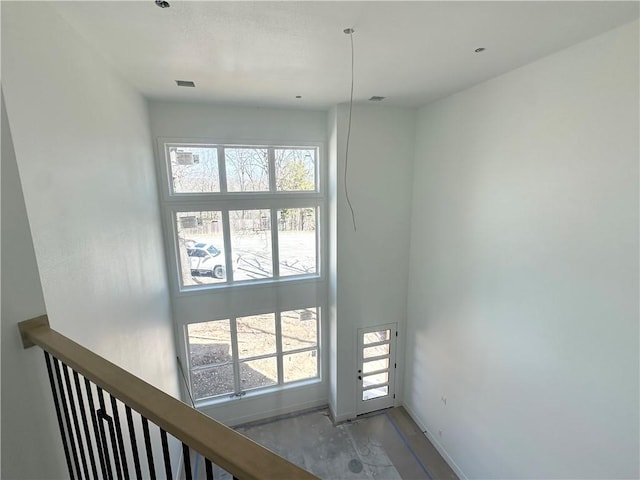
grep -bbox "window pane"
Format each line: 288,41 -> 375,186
363,358 -> 389,374
236,314 -> 276,359
192,364 -> 235,400
187,320 -> 232,368
363,343 -> 389,359
230,210 -> 273,280
225,148 -> 269,192
168,146 -> 220,194
240,357 -> 277,390
277,208 -> 317,277
363,372 -> 388,388
283,350 -> 318,383
275,148 -> 316,191
363,385 -> 389,401
364,330 -> 390,344
176,211 -> 226,286
281,308 -> 317,352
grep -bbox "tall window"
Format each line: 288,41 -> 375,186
158,141 -> 325,402
187,308 -> 319,401
162,144 -> 320,289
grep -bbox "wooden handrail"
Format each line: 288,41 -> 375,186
19,316 -> 318,480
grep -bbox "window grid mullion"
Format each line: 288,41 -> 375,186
268,147 -> 277,193
281,345 -> 318,356
221,209 -> 233,283
271,208 -> 280,279
230,317 -> 241,395
218,146 -> 227,193
275,312 -> 283,385
314,206 -> 321,276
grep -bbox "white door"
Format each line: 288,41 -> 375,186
356,323 -> 397,415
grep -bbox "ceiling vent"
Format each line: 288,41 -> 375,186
368,96 -> 386,102
175,80 -> 196,87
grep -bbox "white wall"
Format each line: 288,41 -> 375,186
330,104 -> 416,421
148,101 -> 328,145
148,100 -> 329,425
405,20 -> 639,479
2,2 -> 180,476
1,92 -> 68,479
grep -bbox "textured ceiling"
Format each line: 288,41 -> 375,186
52,1 -> 639,108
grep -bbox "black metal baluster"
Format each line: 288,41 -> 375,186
182,443 -> 192,480
141,417 -> 157,480
73,372 -> 99,479
98,389 -> 123,479
205,459 -> 214,480
62,363 -> 90,479
125,406 -> 143,480
96,388 -> 115,480
53,357 -> 82,479
85,378 -> 109,479
160,429 -> 172,479
44,352 -> 75,479
110,395 -> 130,479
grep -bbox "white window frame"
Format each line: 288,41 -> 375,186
187,307 -> 321,402
155,137 -> 327,405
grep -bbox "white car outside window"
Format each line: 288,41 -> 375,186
187,243 -> 226,279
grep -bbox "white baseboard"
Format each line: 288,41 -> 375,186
330,408 -> 355,424
402,402 -> 468,480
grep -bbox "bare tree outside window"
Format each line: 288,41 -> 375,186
275,148 -> 315,192
225,148 -> 269,192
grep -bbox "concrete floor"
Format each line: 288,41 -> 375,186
192,407 -> 458,480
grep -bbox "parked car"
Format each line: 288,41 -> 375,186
187,243 -> 226,279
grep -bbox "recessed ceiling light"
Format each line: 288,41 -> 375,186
474,47 -> 486,53
176,80 -> 195,87
155,0 -> 170,8
369,96 -> 386,102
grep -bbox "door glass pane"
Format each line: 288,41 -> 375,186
363,372 -> 388,388
281,308 -> 317,352
236,314 -> 276,359
363,358 -> 389,374
230,209 -> 273,281
225,148 -> 269,192
187,320 -> 232,368
277,208 -> 317,277
275,148 -> 316,191
240,357 -> 277,390
176,211 -> 226,286
283,350 -> 318,383
168,146 -> 220,194
363,385 -> 389,401
192,365 -> 235,400
363,343 -> 390,359
364,330 -> 390,344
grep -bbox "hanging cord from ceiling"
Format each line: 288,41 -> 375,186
344,27 -> 357,232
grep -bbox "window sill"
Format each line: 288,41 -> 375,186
194,377 -> 322,409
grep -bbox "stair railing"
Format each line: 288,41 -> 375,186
19,315 -> 318,480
